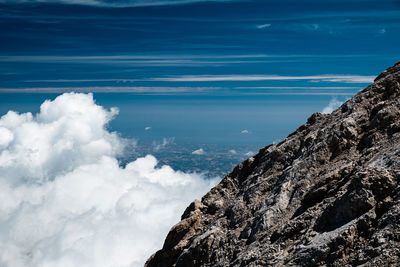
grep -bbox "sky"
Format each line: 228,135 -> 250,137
1,0 -> 399,95
0,1 -> 400,266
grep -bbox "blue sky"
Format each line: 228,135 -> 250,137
2,2 -> 400,265
0,0 -> 399,95
1,0 -> 400,146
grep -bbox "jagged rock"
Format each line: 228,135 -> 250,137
145,62 -> 400,266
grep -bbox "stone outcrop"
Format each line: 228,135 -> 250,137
146,62 -> 400,266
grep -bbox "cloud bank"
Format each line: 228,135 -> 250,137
0,93 -> 216,267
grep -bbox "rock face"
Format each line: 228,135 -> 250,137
146,62 -> 400,266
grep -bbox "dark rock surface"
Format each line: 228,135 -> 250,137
146,62 -> 400,267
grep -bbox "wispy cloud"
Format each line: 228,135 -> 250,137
256,23 -> 271,29
22,75 -> 374,85
235,92 -> 356,96
245,151 -> 254,157
152,137 -> 175,152
0,54 -> 376,64
0,86 -> 221,93
0,55 -> 312,67
0,88 -> 358,95
0,55 -> 271,62
0,0 -> 239,7
234,86 -> 362,90
321,97 -> 348,114
151,74 -> 375,83
229,149 -> 237,154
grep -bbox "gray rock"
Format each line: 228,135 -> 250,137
145,62 -> 400,267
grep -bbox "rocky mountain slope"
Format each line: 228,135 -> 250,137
146,62 -> 400,266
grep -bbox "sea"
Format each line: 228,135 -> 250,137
0,93 -> 343,177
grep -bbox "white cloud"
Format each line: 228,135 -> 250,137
241,129 -> 249,134
152,137 -> 174,152
245,151 -> 254,157
145,126 -> 151,131
192,148 -> 205,155
0,86 -> 219,93
0,127 -> 13,149
0,93 -> 217,267
229,149 -> 237,154
322,97 -> 345,114
151,74 -> 375,83
272,139 -> 281,145
0,54 -> 371,64
234,86 -> 361,90
256,23 -> 271,29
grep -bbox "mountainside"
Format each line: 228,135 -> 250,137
146,62 -> 400,267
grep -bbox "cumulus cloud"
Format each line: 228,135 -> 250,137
241,129 -> 249,134
192,148 -> 205,155
0,127 -> 13,149
0,93 -> 217,267
322,97 -> 345,114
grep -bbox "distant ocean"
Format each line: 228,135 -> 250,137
0,93 -> 344,176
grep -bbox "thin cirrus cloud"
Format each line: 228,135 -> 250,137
0,55 -> 382,70
0,55 -> 261,63
150,74 -> 375,83
0,86 -> 221,93
0,57 -> 279,67
256,23 -> 271,29
234,86 -> 362,90
0,0 -> 239,7
0,54 -> 376,63
0,83 -> 367,94
239,92 -> 356,96
0,87 -> 362,95
0,55 -> 314,67
21,75 -> 375,84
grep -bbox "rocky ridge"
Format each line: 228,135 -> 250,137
146,62 -> 400,266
